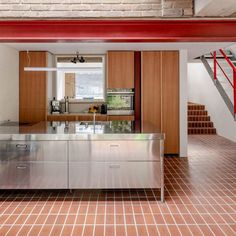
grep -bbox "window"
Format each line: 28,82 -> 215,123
57,55 -> 105,101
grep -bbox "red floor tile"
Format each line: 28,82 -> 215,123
0,135 -> 235,236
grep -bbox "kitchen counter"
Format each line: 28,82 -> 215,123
46,113 -> 135,122
0,121 -> 164,141
48,112 -> 107,116
0,121 -> 164,201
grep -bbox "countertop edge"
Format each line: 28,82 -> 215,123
0,133 -> 165,141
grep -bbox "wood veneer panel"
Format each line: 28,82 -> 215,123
107,115 -> 134,121
65,73 -> 75,98
19,51 -> 47,123
162,51 -> 179,154
141,52 -> 162,133
107,51 -> 134,89
47,114 -> 108,122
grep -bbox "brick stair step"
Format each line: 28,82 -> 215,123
188,105 -> 205,111
188,128 -> 216,135
188,121 -> 214,128
188,116 -> 211,121
188,110 -> 208,116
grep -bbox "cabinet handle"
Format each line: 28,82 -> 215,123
109,164 -> 120,169
109,144 -> 120,148
16,165 -> 27,170
16,144 -> 28,150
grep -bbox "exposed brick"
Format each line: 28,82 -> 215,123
0,0 -> 194,18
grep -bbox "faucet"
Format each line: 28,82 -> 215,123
93,112 -> 96,133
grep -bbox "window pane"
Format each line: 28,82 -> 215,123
75,69 -> 103,100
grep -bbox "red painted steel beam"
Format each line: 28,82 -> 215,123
0,20 -> 236,42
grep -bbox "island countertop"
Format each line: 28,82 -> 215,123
0,121 -> 164,141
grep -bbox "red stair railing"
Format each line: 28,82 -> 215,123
212,49 -> 236,118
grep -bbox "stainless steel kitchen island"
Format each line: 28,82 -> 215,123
0,121 -> 165,202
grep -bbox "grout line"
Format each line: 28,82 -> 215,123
71,191 -> 83,236
92,191 -> 99,236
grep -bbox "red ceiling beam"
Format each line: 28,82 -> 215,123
0,20 -> 236,42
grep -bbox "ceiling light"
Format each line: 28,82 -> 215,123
71,52 -> 85,64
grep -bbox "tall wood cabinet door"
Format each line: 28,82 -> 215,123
107,51 -> 134,88
141,52 -> 162,133
162,51 -> 179,154
19,51 -> 47,123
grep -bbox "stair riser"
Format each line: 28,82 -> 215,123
188,111 -> 208,116
188,105 -> 205,111
188,116 -> 210,122
188,122 -> 214,128
188,129 -> 216,135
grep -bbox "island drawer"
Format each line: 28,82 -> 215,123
0,141 -> 67,162
0,161 -> 68,189
69,140 -> 160,162
69,162 -> 161,189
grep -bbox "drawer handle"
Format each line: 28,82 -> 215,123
16,144 -> 28,150
109,144 -> 120,148
109,164 -> 120,169
16,165 -> 27,170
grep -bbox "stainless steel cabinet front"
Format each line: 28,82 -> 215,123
69,162 -> 160,189
0,162 -> 67,189
0,141 -> 68,189
0,141 -> 67,162
69,140 -> 160,162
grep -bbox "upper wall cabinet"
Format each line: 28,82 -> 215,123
107,51 -> 134,89
19,51 -> 48,123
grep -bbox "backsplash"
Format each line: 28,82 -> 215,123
58,102 -> 104,114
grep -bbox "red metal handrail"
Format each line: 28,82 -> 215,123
211,53 -> 234,87
213,49 -> 236,117
219,49 -> 236,73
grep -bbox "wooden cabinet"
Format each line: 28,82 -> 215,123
47,114 -> 135,122
107,115 -> 134,121
47,114 -> 108,122
162,52 -> 179,154
19,51 -> 48,123
141,52 -> 162,133
47,115 -> 76,122
107,51 -> 134,88
141,51 -> 179,154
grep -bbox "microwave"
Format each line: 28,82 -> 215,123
107,89 -> 134,115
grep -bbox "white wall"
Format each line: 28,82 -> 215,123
179,50 -> 188,157
0,44 -> 19,122
188,62 -> 236,142
195,0 -> 236,16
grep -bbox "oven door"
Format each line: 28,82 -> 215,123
107,93 -> 134,114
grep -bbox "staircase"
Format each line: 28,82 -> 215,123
200,49 -> 236,120
188,103 -> 216,135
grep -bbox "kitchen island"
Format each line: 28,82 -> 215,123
0,121 -> 165,202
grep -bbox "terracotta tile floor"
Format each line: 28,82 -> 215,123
0,135 -> 236,236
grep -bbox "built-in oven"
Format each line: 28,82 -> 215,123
107,89 -> 134,115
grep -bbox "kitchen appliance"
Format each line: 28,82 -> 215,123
51,97 -> 61,114
64,96 -> 69,114
107,89 -> 134,115
100,104 -> 107,114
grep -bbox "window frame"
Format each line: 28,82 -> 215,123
56,54 -> 106,103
